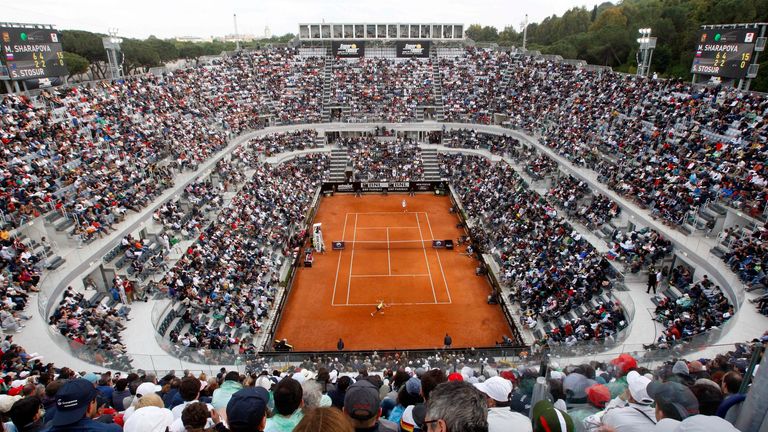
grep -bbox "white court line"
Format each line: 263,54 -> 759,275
354,226 -> 419,230
346,213 -> 358,305
332,301 -> 453,307
350,212 -> 417,215
416,213 -> 438,303
425,213 -> 452,304
386,227 -> 391,275
331,213 -> 349,306
351,274 -> 431,278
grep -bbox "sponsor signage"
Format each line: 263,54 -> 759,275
332,40 -> 365,58
396,40 -> 431,58
321,181 -> 445,194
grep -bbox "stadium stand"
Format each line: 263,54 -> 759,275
0,43 -> 764,432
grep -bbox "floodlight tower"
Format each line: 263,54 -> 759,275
233,14 -> 240,51
102,28 -> 123,80
636,28 -> 657,77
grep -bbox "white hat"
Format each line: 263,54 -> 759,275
473,376 -> 512,403
0,395 -> 21,413
135,382 -> 162,398
673,415 -> 739,432
627,371 -> 653,405
123,406 -> 174,432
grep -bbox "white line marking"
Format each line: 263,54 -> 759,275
354,226 -> 420,229
331,213 -> 348,306
387,227 -> 391,275
416,213 -> 438,303
425,213 -> 452,304
350,212 -> 418,215
346,213 -> 358,305
351,274 -> 431,278
332,301 -> 453,307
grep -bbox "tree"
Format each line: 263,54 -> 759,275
145,36 -> 179,62
62,52 -> 90,78
121,39 -> 161,74
61,30 -> 108,78
465,24 -> 499,42
591,5 -> 598,22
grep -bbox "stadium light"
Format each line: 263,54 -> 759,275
636,27 -> 656,78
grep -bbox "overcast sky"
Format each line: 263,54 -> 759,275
4,0 -> 607,39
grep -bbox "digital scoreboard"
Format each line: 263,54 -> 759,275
1,26 -> 68,80
690,26 -> 759,79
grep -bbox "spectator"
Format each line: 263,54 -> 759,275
600,371 -> 656,431
47,378 -> 120,431
646,381 -> 699,428
123,406 -> 174,432
226,387 -> 270,432
294,407 -> 354,432
715,372 -> 745,422
8,396 -> 44,432
474,376 -> 531,432
531,400 -> 574,432
424,381 -> 488,432
211,371 -> 243,419
266,377 -> 304,432
343,380 -> 398,432
181,401 -> 214,432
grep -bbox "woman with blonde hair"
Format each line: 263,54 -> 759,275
294,407 -> 353,432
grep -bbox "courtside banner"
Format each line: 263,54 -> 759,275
333,41 -> 365,58
322,181 -> 446,193
396,41 -> 431,58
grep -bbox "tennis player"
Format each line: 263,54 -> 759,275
371,299 -> 387,317
402,199 -> 407,212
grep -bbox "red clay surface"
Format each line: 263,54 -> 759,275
275,194 -> 512,351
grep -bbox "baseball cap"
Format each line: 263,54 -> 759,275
344,380 -> 381,421
647,381 -> 699,419
673,414 -> 740,432
532,400 -> 574,432
627,371 -> 653,405
52,378 -> 99,426
123,406 -> 174,432
82,372 -> 99,384
473,376 -> 512,403
135,382 -> 162,398
405,377 -> 421,396
447,372 -> 464,382
226,387 -> 269,430
610,353 -> 638,374
586,384 -> 610,408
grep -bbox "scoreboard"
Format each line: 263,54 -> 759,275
1,26 -> 68,80
690,26 -> 759,79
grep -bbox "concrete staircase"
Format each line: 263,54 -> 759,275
421,147 -> 441,180
329,148 -> 348,182
313,134 -> 326,148
429,47 -> 446,121
321,55 -> 334,122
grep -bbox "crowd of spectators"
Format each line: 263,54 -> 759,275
248,130 -> 319,157
441,154 -> 621,346
330,58 -> 434,122
442,129 -> 520,155
651,267 -> 734,346
153,154 -> 329,359
340,137 -> 424,181
439,48 -> 510,124
0,229 -> 43,334
605,228 -> 672,273
0,333 -> 765,432
546,175 -> 621,230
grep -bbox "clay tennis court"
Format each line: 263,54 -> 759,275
274,194 -> 512,351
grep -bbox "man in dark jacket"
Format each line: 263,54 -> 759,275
47,378 -> 121,431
